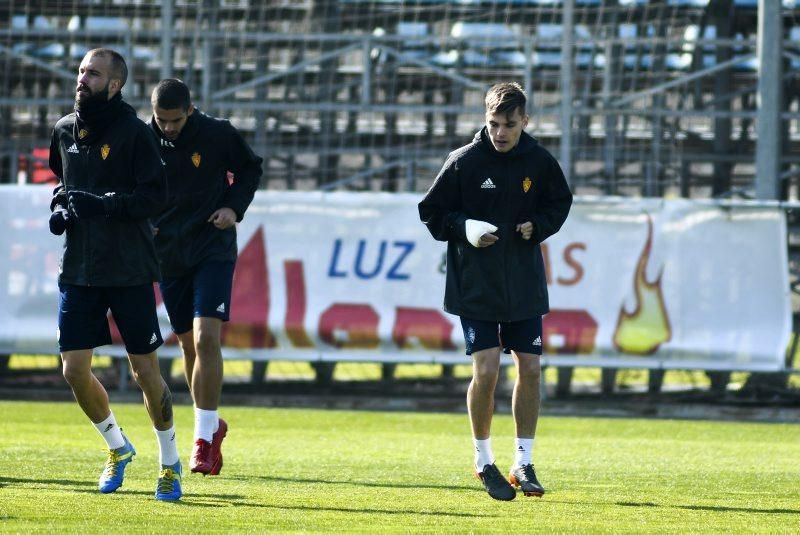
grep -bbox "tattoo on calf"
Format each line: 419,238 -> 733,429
161,387 -> 173,423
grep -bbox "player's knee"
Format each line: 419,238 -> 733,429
473,362 -> 500,385
180,343 -> 197,361
61,362 -> 89,386
130,362 -> 160,388
518,360 -> 541,382
177,332 -> 196,357
194,328 -> 220,357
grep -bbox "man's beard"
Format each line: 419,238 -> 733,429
75,83 -> 110,109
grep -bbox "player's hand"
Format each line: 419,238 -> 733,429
208,207 -> 237,229
516,221 -> 534,240
465,219 -> 498,248
68,190 -> 109,219
48,206 -> 72,235
477,232 -> 499,247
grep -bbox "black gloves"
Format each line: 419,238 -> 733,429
50,190 -> 117,233
68,190 -> 116,219
48,206 -> 72,235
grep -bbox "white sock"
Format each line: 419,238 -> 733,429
93,412 -> 125,450
194,407 -> 218,442
514,437 -> 534,468
473,438 -> 494,472
154,426 -> 180,466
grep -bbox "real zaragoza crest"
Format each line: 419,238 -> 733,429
100,144 -> 110,160
192,152 -> 201,168
523,177 -> 532,193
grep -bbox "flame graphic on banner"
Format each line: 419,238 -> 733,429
612,216 -> 671,355
221,226 -> 276,348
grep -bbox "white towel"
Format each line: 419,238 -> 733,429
465,219 -> 498,247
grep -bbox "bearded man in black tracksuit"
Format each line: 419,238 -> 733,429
48,48 -> 182,501
147,79 -> 262,476
419,82 -> 572,501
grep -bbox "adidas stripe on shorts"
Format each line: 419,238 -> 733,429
57,282 -> 163,354
159,261 -> 235,335
459,316 -> 543,356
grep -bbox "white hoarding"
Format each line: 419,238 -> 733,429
0,187 -> 790,371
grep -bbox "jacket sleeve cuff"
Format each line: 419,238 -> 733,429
529,215 -> 546,243
102,193 -> 118,217
232,206 -> 245,222
446,212 -> 469,242
50,191 -> 68,212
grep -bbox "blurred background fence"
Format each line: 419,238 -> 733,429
4,0 -> 800,197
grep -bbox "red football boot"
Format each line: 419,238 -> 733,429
189,439 -> 213,475
208,418 -> 228,476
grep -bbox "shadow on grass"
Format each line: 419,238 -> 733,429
129,498 -> 498,517
676,504 -> 800,515
616,501 -> 800,515
0,476 -> 96,489
234,474 -> 478,492
0,475 -> 496,517
225,502 -> 497,518
0,476 -> 243,501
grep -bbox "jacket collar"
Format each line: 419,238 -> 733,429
73,93 -> 133,146
149,109 -> 201,149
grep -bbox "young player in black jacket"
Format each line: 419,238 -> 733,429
419,82 -> 572,501
48,49 -> 182,501
148,79 -> 262,476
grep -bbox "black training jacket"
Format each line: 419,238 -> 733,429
148,111 -> 263,277
418,128 -> 573,322
49,104 -> 166,286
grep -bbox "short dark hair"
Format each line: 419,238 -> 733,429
87,48 -> 128,87
151,79 -> 192,111
485,82 -> 527,117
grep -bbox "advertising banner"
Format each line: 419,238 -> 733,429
0,187 -> 791,371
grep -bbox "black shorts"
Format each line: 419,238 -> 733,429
460,316 -> 543,356
159,261 -> 235,335
57,283 -> 163,354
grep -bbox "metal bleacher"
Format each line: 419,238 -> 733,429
1,0 -> 798,197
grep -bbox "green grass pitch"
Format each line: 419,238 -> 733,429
1,400 -> 798,533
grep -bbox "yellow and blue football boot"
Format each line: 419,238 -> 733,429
155,461 -> 182,501
98,435 -> 136,493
